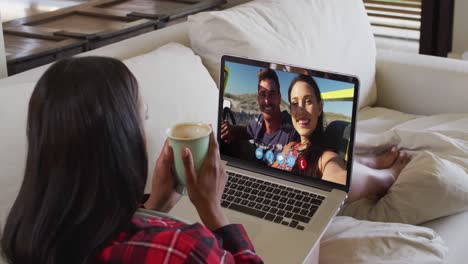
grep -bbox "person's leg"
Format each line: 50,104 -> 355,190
346,152 -> 412,204
354,146 -> 399,169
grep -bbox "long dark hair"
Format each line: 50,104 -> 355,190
1,57 -> 148,264
288,74 -> 328,178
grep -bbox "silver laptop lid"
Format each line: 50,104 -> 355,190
218,55 -> 359,193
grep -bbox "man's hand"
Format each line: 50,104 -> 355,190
221,121 -> 249,144
220,121 -> 234,144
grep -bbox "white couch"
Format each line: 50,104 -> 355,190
1,1 -> 468,263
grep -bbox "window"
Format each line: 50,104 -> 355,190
364,0 -> 421,54
365,0 -> 421,40
364,0 -> 455,57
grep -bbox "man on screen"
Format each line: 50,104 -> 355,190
221,69 -> 298,165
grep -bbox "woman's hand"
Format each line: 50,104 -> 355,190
144,140 -> 181,212
182,129 -> 229,230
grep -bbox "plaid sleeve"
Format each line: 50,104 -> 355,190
97,216 -> 263,264
216,224 -> 262,263
187,225 -> 263,263
169,223 -> 263,264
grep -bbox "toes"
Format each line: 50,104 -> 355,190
395,152 -> 405,164
378,145 -> 400,167
401,153 -> 407,162
398,156 -> 404,164
390,147 -> 400,161
399,152 -> 412,165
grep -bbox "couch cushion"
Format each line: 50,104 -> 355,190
422,210 -> 468,264
188,0 -> 377,109
122,43 -> 219,192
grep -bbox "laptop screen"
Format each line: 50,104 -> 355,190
218,55 -> 358,190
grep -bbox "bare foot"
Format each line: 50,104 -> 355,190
370,152 -> 412,198
386,151 -> 412,181
356,146 -> 399,169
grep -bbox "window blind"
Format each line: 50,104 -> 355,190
363,0 -> 422,41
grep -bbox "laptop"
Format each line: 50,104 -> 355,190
170,55 -> 359,263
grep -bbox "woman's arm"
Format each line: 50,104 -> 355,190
188,224 -> 263,263
214,224 -> 263,263
101,220 -> 263,264
182,130 -> 264,263
319,151 -> 347,185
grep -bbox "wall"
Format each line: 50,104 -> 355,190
452,0 -> 468,55
0,11 -> 8,78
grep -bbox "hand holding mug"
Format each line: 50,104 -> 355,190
181,129 -> 229,230
144,140 -> 181,212
167,123 -> 211,194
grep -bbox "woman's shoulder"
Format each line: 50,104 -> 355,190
321,150 -> 338,160
317,150 -> 339,170
131,213 -> 213,240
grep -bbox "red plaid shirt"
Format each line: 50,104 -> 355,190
96,212 -> 263,263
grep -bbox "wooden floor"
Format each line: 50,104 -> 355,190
0,0 -> 89,22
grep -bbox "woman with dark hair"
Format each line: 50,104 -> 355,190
279,75 -> 329,179
0,57 -> 263,264
273,74 -> 411,203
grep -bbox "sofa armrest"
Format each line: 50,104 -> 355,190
375,49 -> 468,115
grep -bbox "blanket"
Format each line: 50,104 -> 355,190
342,107 -> 468,225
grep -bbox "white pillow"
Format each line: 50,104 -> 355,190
321,216 -> 448,264
341,151 -> 468,225
0,82 -> 35,227
188,0 -> 377,109
123,43 -> 219,192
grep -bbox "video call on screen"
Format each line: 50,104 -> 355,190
220,60 -> 355,186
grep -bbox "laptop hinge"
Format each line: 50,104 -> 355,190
226,159 -> 335,192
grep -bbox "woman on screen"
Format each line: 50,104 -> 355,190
273,74 -> 411,203
273,74 -> 345,184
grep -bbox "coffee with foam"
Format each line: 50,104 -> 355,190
167,123 -> 211,194
169,123 -> 211,140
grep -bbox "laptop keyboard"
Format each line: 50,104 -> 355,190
221,171 -> 325,231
